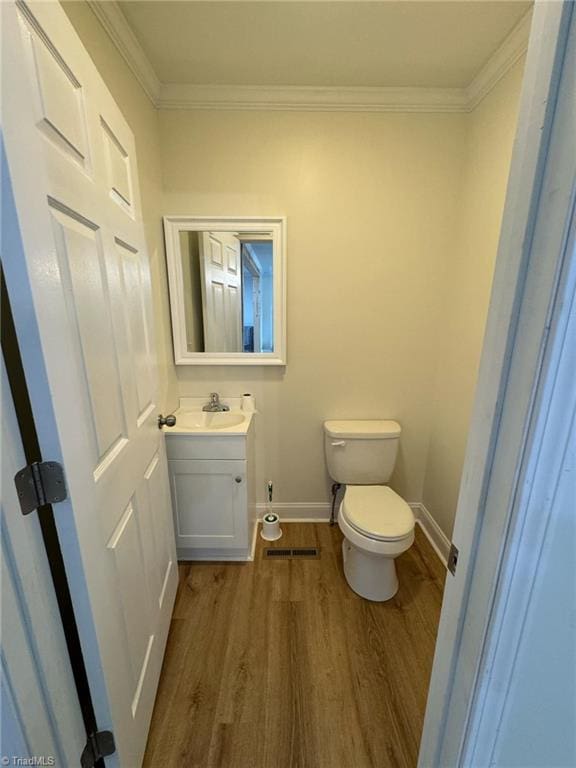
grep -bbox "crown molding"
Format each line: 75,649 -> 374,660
157,84 -> 468,113
89,1 -> 532,114
86,0 -> 161,104
466,8 -> 532,111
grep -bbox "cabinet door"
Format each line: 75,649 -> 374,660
169,459 -> 248,550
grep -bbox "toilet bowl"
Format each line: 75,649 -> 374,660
338,485 -> 414,601
323,419 -> 415,601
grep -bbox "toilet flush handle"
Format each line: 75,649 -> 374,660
331,440 -> 346,447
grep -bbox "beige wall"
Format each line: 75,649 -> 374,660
61,1 -> 178,413
160,110 -> 466,504
422,58 -> 525,536
61,0 -> 524,525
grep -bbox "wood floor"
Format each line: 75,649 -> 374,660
143,523 -> 446,768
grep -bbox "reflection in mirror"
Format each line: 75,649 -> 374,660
179,230 -> 274,353
164,216 -> 286,365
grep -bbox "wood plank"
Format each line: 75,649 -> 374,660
143,523 -> 446,768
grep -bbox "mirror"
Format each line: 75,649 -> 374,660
164,217 -> 286,365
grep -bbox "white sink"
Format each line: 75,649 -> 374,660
161,396 -> 254,436
175,411 -> 246,430
164,405 -> 252,435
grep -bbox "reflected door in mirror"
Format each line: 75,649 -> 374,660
199,232 -> 242,352
180,230 -> 274,354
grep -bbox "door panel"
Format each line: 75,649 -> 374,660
3,3 -> 178,765
116,238 -> 154,418
101,119 -> 133,211
106,499 -> 151,688
27,24 -> 89,167
50,206 -> 127,461
225,283 -> 242,351
225,242 -> 239,275
140,455 -> 165,604
142,451 -> 175,610
209,234 -> 224,266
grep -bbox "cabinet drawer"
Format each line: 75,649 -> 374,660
165,434 -> 246,460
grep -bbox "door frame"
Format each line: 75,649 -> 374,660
419,1 -> 575,764
1,259 -> 96,765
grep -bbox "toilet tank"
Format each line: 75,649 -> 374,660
324,420 -> 401,485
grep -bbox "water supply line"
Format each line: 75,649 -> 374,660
330,483 -> 342,526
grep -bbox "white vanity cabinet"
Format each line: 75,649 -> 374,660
165,422 -> 256,560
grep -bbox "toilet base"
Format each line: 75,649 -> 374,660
342,539 -> 399,601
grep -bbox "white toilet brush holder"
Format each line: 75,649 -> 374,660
261,512 -> 282,541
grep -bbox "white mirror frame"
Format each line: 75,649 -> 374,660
163,215 -> 287,365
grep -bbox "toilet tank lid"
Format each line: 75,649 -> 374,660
324,420 -> 401,439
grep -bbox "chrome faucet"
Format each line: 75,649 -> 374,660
202,392 -> 230,412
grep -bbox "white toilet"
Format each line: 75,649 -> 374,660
324,420 -> 415,601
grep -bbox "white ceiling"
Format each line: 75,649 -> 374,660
118,0 -> 532,89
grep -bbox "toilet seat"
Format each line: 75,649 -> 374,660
341,485 -> 414,541
338,507 -> 414,559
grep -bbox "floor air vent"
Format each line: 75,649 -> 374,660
264,547 -> 319,559
291,548 -> 319,558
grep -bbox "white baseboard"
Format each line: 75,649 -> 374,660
256,502 -> 331,523
256,501 -> 449,567
410,503 -> 450,567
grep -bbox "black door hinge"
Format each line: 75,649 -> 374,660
80,730 -> 116,768
14,461 -> 67,515
448,542 -> 459,576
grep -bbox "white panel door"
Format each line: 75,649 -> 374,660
2,2 -> 178,766
199,231 -> 242,351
